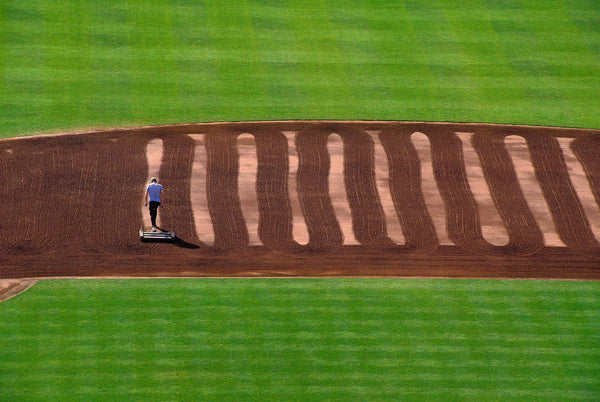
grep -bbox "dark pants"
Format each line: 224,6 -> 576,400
149,201 -> 161,227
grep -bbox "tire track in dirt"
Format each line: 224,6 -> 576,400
121,134 -> 164,253
254,129 -> 301,252
283,131 -> 310,245
64,134 -> 144,253
328,134 -> 359,245
0,146 -> 17,251
457,132 -> 509,246
370,131 -> 406,246
409,131 -> 451,245
6,135 -> 126,254
2,138 -> 67,254
338,127 -> 392,248
504,135 -> 564,246
558,138 -> 600,242
62,137 -> 96,251
159,134 -> 198,241
572,136 -> 600,218
296,127 -> 343,251
189,134 -> 215,246
237,134 -> 261,246
205,130 -> 248,252
73,136 -> 114,252
105,135 -> 149,250
428,127 -> 543,256
378,127 -> 438,252
426,128 -> 487,254
33,138 -> 69,253
143,138 -> 163,230
526,134 -> 600,254
471,131 -> 544,255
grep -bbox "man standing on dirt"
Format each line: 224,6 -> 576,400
144,177 -> 163,232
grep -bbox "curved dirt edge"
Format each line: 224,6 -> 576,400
2,120 -> 598,144
0,280 -> 38,303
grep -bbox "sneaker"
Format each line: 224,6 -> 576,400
152,227 -> 157,232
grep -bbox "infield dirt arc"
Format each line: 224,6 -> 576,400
1,121 -> 599,279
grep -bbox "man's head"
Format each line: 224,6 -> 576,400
151,177 -> 158,183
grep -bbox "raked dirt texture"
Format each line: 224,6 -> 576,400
1,0 -> 600,400
1,121 -> 600,280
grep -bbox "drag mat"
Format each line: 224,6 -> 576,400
1,121 -> 599,280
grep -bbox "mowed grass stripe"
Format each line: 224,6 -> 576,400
2,0 -> 600,136
1,279 -> 599,400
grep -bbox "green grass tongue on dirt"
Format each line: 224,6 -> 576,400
1,0 -> 599,136
1,279 -> 599,400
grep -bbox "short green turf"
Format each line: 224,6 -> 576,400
1,0 -> 599,136
1,279 -> 599,400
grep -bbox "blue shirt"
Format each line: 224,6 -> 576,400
147,183 -> 163,203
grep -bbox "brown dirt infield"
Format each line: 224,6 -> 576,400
1,121 -> 599,281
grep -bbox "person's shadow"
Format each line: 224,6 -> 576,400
156,227 -> 200,249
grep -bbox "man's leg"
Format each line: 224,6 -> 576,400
149,201 -> 160,229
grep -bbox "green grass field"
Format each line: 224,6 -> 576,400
2,279 -> 599,400
1,0 -> 600,400
1,0 -> 599,136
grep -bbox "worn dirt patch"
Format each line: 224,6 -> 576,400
0,280 -> 37,302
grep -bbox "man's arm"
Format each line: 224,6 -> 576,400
160,188 -> 164,204
144,189 -> 149,206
